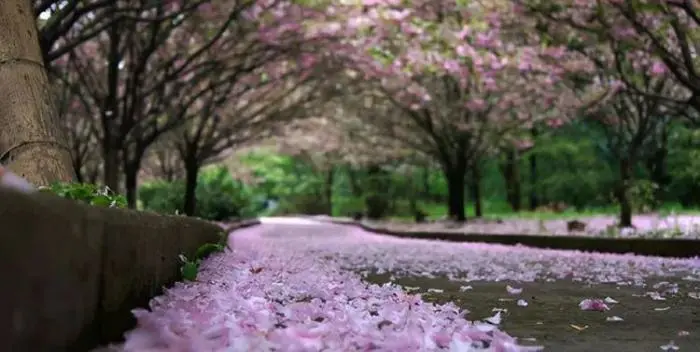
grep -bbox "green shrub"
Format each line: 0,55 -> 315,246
139,166 -> 253,220
40,183 -> 126,208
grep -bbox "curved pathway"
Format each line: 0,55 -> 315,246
110,217 -> 700,351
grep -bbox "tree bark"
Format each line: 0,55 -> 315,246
122,150 -> 145,209
501,148 -> 522,212
468,163 -> 483,218
646,128 -> 669,208
618,157 -> 633,228
529,128 -> 539,210
0,0 -> 75,185
183,159 -> 200,216
443,161 -> 467,222
124,165 -> 138,209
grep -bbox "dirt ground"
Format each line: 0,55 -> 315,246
365,273 -> 700,352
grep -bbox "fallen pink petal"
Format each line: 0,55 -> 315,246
578,299 -> 610,312
112,220 -> 700,351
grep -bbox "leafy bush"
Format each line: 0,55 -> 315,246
139,166 -> 253,220
628,180 -> 658,213
40,183 -> 126,208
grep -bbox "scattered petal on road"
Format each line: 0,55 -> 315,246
506,285 -> 523,295
660,340 -> 680,351
604,297 -> 618,304
118,220 -> 700,351
570,324 -> 589,331
483,311 -> 503,325
579,299 -> 610,311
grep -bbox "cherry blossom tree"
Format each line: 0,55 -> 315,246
515,0 -> 700,114
171,65 -> 330,216
276,100 -> 408,216
35,0 -> 212,64
53,0 -> 249,205
302,1 -> 589,221
516,1 -> 691,226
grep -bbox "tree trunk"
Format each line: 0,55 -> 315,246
183,159 -> 200,216
102,140 -> 120,190
443,162 -> 467,222
324,167 -> 334,215
101,22 -> 122,190
529,128 -> 539,210
618,158 -> 633,228
124,165 -> 138,209
468,163 -> 483,218
646,129 -> 669,208
501,148 -> 522,212
364,164 -> 390,219
0,0 -> 75,185
122,150 -> 145,209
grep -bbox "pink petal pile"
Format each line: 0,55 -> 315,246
120,222 -> 700,351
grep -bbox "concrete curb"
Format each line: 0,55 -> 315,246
223,219 -> 262,233
323,218 -> 700,259
0,188 -> 223,351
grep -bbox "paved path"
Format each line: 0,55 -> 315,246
113,217 -> 700,352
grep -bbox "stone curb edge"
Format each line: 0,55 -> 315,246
319,218 -> 700,259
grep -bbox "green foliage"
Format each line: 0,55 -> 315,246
194,243 -> 225,261
40,183 -> 127,208
628,180 -> 658,213
239,151 -> 330,215
139,166 -> 253,220
179,233 -> 228,282
178,254 -> 199,281
526,131 -> 616,211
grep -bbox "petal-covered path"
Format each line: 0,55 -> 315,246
113,218 -> 700,351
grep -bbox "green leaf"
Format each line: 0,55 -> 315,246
194,243 -> 225,261
180,261 -> 199,281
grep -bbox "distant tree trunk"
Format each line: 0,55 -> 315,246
74,164 -> 85,184
618,157 -> 633,227
0,0 -> 75,185
529,128 -> 539,210
443,160 -> 467,222
123,166 -> 138,209
646,128 -> 669,208
86,163 -> 99,185
102,137 -> 121,190
183,157 -> 200,216
468,162 -> 483,218
101,23 -> 122,190
324,167 -> 334,215
364,164 -> 390,219
501,148 -> 522,212
122,149 -> 145,209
